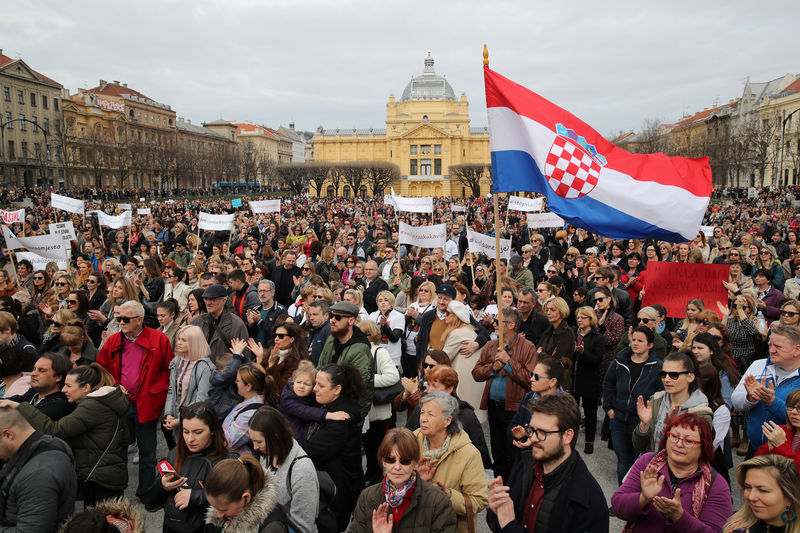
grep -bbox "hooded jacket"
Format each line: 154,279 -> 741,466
17,385 -> 129,491
602,347 -> 663,425
633,388 -> 713,453
0,431 -> 76,532
316,327 -> 374,421
204,469 -> 287,533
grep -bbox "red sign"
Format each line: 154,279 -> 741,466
641,261 -> 730,318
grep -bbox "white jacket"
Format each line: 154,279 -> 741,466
368,344 -> 400,422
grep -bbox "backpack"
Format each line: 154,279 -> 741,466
286,454 -> 338,533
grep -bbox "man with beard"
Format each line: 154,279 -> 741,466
486,394 -> 608,533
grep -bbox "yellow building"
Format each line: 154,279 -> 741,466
312,53 -> 491,197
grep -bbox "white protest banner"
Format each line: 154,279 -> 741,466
508,196 -> 544,212
249,199 -> 281,214
137,208 -> 151,215
699,225 -> 715,238
2,226 -> 68,261
384,195 -> 397,208
0,209 -> 24,224
97,210 -> 132,229
451,205 -> 467,212
398,222 -> 446,250
49,221 -> 77,243
526,212 -> 565,229
198,212 -> 235,231
139,197 -> 145,202
118,203 -> 132,211
467,229 -> 511,259
51,193 -> 85,215
15,251 -> 68,271
391,194 -> 433,214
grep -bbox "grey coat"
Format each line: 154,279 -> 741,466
0,432 -> 77,532
163,356 -> 214,418
261,439 -> 319,533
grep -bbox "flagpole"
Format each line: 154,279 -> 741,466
485,44 -> 504,348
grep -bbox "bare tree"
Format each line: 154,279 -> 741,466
305,163 -> 331,196
450,163 -> 488,197
635,118 -> 672,155
275,163 -> 306,195
743,115 -> 780,186
364,162 -> 399,196
338,163 -> 368,197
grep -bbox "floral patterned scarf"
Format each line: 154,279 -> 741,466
383,470 -> 418,507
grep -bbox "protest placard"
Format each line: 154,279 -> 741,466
0,209 -> 24,224
137,208 -> 151,215
508,196 -> 544,212
51,193 -> 85,215
49,221 -> 77,243
390,189 -> 433,213
15,251 -> 68,271
641,261 -> 729,318
699,225 -> 715,238
118,203 -> 132,211
398,222 -> 446,250
2,226 -> 68,261
384,195 -> 397,208
526,212 -> 565,228
451,205 -> 467,212
467,229 -> 511,259
198,212 -> 235,231
248,199 -> 281,213
97,210 -> 132,229
231,198 -> 243,208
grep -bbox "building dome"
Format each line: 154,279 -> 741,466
399,52 -> 456,102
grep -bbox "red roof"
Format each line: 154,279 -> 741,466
81,81 -> 151,101
235,122 -> 277,138
783,78 -> 800,94
0,53 -> 60,85
672,99 -> 739,129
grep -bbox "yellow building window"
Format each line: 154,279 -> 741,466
434,144 -> 442,154
410,145 -> 418,155
410,160 -> 417,175
420,159 -> 431,175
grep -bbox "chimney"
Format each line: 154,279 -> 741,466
123,83 -> 127,87
99,79 -> 107,90
289,122 -> 295,131
187,119 -> 191,124
113,80 -> 120,85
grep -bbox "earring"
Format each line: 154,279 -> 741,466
783,508 -> 798,524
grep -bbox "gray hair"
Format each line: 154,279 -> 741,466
420,391 -> 461,437
502,306 -> 521,330
638,306 -> 659,321
118,300 -> 145,318
517,286 -> 535,299
771,324 -> 800,347
258,279 -> 275,292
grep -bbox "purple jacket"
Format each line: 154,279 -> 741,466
278,382 -> 327,445
758,286 -> 785,325
611,452 -> 731,533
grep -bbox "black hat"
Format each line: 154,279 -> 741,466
202,284 -> 227,299
436,284 -> 457,299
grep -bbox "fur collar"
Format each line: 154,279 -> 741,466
59,498 -> 145,533
205,471 -> 281,532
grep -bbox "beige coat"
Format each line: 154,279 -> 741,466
414,429 -> 488,533
443,326 -> 484,424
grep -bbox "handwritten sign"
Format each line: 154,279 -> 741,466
467,230 -> 511,259
249,199 -> 281,213
641,261 -> 729,318
49,221 -> 76,244
0,209 -> 24,224
526,212 -> 565,228
398,222 -> 446,250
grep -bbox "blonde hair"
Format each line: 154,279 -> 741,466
344,289 -> 363,307
575,306 -> 598,327
290,360 -> 317,384
376,290 -> 396,307
358,320 -> 382,344
176,325 -> 210,361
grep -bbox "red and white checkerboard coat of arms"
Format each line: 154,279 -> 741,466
544,124 -> 606,199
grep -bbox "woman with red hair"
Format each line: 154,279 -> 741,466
611,413 -> 732,532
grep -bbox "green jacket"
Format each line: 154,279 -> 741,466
513,266 -> 535,289
18,385 -> 129,491
316,328 -> 374,421
349,479 -> 457,533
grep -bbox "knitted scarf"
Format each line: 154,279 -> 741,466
383,470 -> 418,507
622,450 -> 712,533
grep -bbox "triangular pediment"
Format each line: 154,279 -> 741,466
399,122 -> 452,139
0,59 -> 52,84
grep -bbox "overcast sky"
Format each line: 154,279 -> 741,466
3,0 -> 798,138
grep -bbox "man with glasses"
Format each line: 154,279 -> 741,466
248,280 -> 287,349
270,250 -> 302,307
316,301 -> 373,421
167,238 -> 192,268
733,323 -> 800,455
473,307 -> 538,481
358,260 -> 388,315
487,394 -> 608,533
377,245 -> 397,281
96,300 -> 173,500
191,284 -> 249,362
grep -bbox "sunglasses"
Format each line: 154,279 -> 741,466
52,321 -> 64,327
638,318 -> 654,324
33,276 -> 44,280
660,370 -> 690,380
274,333 -> 291,339
180,404 -> 209,417
382,456 -> 413,466
696,319 -> 709,326
116,316 -> 140,324
330,314 -> 349,321
422,362 -> 436,370
55,282 -> 68,287
86,279 -> 97,284
67,299 -> 79,305
781,310 -> 800,317
531,372 -> 550,381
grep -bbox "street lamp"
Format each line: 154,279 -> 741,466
0,117 -> 51,188
780,107 -> 800,187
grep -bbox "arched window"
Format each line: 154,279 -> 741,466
343,186 -> 351,198
327,185 -> 335,197
359,185 -> 367,198
422,115 -> 429,122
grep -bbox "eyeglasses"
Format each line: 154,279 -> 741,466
274,333 -> 290,339
666,432 -> 701,447
781,310 -> 800,317
536,288 -> 548,293
33,276 -> 44,280
696,319 -> 709,326
346,260 -> 355,265
422,362 -> 436,370
86,279 -> 97,284
660,370 -> 690,380
531,372 -> 550,381
52,321 -> 64,328
719,246 -> 731,251
787,405 -> 800,413
524,425 -> 563,441
547,270 -> 557,274
595,296 -> 608,302
116,316 -> 140,324
759,251 -> 771,256
302,267 -> 312,272
382,456 -> 413,466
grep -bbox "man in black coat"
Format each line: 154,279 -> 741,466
486,394 -> 608,533
6,353 -> 73,421
270,249 -> 302,307
358,260 -> 388,315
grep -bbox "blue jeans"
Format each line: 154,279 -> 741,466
609,417 -> 638,485
124,402 -> 158,497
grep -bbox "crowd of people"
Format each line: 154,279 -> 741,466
0,185 -> 799,532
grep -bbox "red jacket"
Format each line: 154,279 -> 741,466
755,424 -> 800,473
96,326 -> 173,423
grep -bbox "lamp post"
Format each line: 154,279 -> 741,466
1,117 -> 51,188
780,107 -> 800,187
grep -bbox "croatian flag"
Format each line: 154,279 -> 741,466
485,66 -> 711,242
